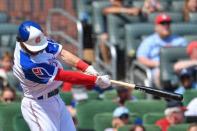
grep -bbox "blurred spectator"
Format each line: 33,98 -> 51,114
142,0 -> 163,16
0,52 -> 13,86
100,0 -> 141,64
185,97 -> 197,116
0,87 -> 16,103
130,125 -> 146,131
115,87 -> 137,106
0,52 -> 20,91
137,13 -> 187,88
0,52 -> 13,72
155,101 -> 186,131
188,123 -> 197,131
183,0 -> 197,22
105,106 -> 130,131
174,41 -> 197,94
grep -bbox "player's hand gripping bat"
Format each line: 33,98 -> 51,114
110,80 -> 183,101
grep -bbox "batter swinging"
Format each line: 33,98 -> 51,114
13,21 -> 111,131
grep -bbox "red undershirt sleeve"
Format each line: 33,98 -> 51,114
54,68 -> 97,88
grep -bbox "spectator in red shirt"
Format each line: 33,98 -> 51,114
155,101 -> 187,131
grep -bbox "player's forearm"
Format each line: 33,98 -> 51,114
138,57 -> 159,68
60,49 -> 89,71
174,60 -> 197,72
54,68 -> 96,86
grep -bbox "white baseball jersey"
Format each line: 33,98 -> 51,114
13,39 -> 63,98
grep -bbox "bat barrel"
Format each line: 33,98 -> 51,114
135,85 -> 183,101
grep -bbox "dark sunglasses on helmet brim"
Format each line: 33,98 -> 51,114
159,21 -> 171,25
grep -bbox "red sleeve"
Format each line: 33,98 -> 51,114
54,68 -> 97,88
76,60 -> 89,71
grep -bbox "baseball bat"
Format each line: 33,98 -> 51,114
110,80 -> 183,101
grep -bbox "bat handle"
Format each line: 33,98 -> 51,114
135,85 -> 183,101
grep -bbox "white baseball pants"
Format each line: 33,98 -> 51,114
21,95 -> 76,131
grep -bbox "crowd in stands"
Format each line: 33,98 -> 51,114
0,0 -> 197,131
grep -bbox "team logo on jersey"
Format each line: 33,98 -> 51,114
32,67 -> 52,79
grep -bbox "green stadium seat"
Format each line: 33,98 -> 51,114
6,71 -> 20,90
132,90 -> 146,100
184,35 -> 197,43
59,92 -> 73,105
0,102 -> 21,131
87,90 -> 99,100
94,112 -> 140,131
76,100 -> 118,130
103,89 -> 117,100
92,1 -> 111,34
107,14 -> 141,48
160,47 -> 189,89
144,124 -> 162,131
0,12 -> 8,23
147,12 -> 183,23
125,100 -> 166,118
0,23 -> 18,50
125,23 -> 154,58
132,0 -> 169,10
189,13 -> 197,23
118,124 -> 161,131
143,113 -> 165,124
167,124 -> 189,131
183,90 -> 197,106
76,0 -> 94,24
171,24 -> 197,36
132,0 -> 144,8
15,91 -> 23,102
171,1 -> 184,12
13,114 -> 30,131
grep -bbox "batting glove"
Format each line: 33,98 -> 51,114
85,66 -> 99,76
95,75 -> 111,89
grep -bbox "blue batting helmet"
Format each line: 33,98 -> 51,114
17,21 -> 48,52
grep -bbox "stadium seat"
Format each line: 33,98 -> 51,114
125,100 -> 166,118
183,90 -> 197,106
189,13 -> 197,23
94,112 -> 140,131
76,100 -> 118,130
125,23 -> 154,85
6,71 -> 20,90
184,35 -> 197,43
118,124 -> 161,131
125,23 -> 154,58
102,89 -> 117,100
0,23 -> 18,50
87,90 -> 99,100
147,12 -> 183,23
107,14 -> 141,47
0,12 -> 8,23
132,90 -> 146,100
76,0 -> 94,24
167,124 -> 189,131
92,1 -> 111,34
171,23 -> 197,36
13,114 -> 30,131
143,113 -> 165,124
15,91 -> 23,102
171,1 -> 184,12
160,47 -> 188,89
59,92 -> 73,105
0,102 -> 21,131
132,0 -> 169,10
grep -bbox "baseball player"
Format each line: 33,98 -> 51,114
13,21 -> 111,131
